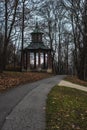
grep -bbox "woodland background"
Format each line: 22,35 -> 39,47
0,0 -> 87,80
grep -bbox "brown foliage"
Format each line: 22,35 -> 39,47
65,76 -> 87,87
0,72 -> 53,92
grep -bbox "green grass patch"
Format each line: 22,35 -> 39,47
46,85 -> 87,130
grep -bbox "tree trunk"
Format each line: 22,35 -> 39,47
3,0 -> 8,70
0,54 -> 3,73
21,0 -> 25,71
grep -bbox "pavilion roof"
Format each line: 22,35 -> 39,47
25,42 -> 51,50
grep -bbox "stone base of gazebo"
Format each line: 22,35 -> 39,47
37,67 -> 42,71
22,68 -> 52,73
26,68 -> 31,72
47,68 -> 52,73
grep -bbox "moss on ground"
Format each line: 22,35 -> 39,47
46,85 -> 87,130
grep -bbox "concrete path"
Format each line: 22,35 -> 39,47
1,75 -> 65,130
58,80 -> 87,92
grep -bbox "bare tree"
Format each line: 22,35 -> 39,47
2,0 -> 19,70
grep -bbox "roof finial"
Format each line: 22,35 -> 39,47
35,17 -> 38,29
33,16 -> 42,33
36,17 -> 38,22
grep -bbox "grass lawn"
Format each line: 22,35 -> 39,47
0,71 -> 53,92
46,85 -> 87,130
64,76 -> 87,87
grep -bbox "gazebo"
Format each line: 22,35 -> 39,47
22,22 -> 53,73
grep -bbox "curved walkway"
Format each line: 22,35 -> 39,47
1,75 -> 65,130
58,80 -> 87,92
1,76 -> 87,130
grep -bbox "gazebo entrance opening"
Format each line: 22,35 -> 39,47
30,52 -> 48,70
